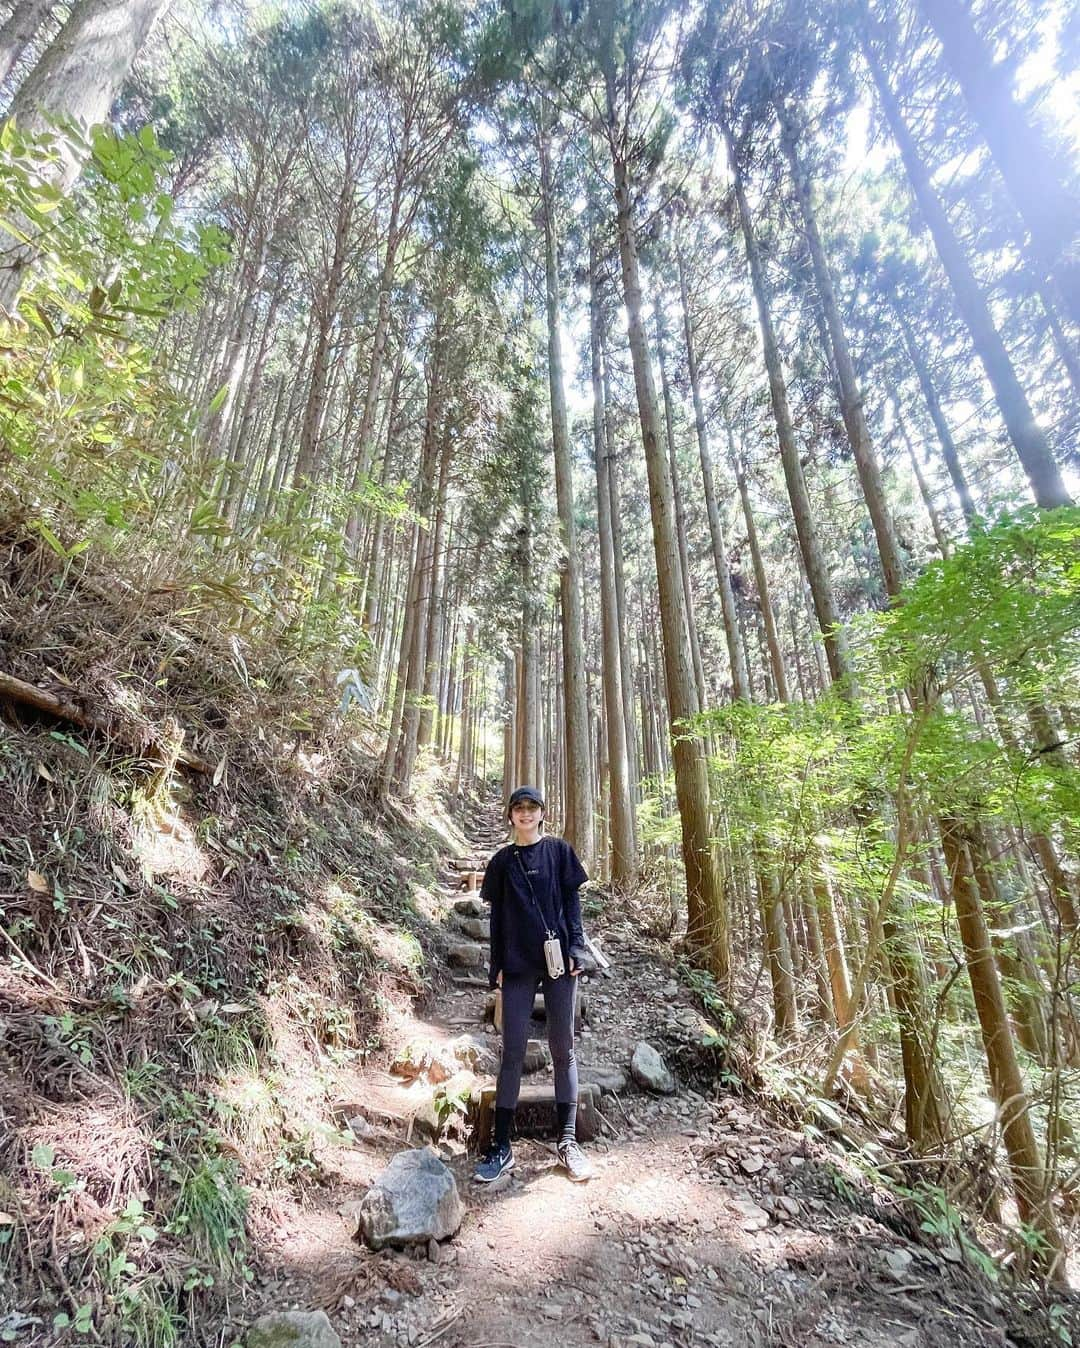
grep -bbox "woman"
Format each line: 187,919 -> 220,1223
474,785 -> 593,1183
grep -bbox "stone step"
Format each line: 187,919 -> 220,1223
453,896 -> 485,919
448,942 -> 486,970
483,991 -> 586,1033
522,1038 -> 551,1073
455,915 -> 490,941
470,1081 -> 600,1148
579,1064 -> 627,1095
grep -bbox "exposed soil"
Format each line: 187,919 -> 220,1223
233,811 -> 1074,1348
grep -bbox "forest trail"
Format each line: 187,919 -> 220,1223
240,808 -> 1026,1348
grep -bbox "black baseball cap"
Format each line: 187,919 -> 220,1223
507,785 -> 545,816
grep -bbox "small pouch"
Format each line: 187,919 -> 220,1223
543,934 -> 565,980
569,943 -> 599,975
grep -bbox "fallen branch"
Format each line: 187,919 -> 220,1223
0,668 -> 211,773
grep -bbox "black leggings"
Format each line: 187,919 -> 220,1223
495,971 -> 578,1110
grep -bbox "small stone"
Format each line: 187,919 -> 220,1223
739,1153 -> 765,1175
427,1237 -> 441,1263
245,1310 -> 341,1348
630,1042 -> 676,1094
542,1302 -> 564,1319
732,1199 -> 770,1232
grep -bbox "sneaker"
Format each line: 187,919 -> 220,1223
474,1142 -> 514,1183
558,1139 -> 592,1182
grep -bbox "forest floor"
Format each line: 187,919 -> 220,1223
235,806 -> 1066,1348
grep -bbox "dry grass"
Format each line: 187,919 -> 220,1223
0,527 -> 455,1346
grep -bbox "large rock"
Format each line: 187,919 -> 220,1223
630,1041 -> 675,1094
448,942 -> 484,969
456,916 -> 490,941
453,896 -> 485,918
358,1148 -> 464,1250
246,1310 -> 341,1348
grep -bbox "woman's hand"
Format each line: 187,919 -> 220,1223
570,957 -> 582,977
496,970 -> 503,987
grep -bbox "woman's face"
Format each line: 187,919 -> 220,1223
510,800 -> 543,833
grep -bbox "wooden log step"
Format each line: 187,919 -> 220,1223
483,991 -> 586,1033
449,972 -> 489,988
469,1081 -> 600,1149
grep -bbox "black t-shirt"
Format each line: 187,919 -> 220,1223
481,835 -> 588,987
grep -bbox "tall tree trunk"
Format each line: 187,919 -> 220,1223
655,300 -> 706,712
939,818 -> 1066,1279
293,178 -> 353,487
608,82 -> 729,983
539,118 -> 594,867
862,31 -> 1074,512
727,123 -> 852,688
344,173 -> 406,547
590,234 -> 637,887
602,337 -> 639,801
919,0 -> 1080,324
733,445 -> 790,701
677,248 -> 751,701
776,99 -> 905,599
0,0 -> 58,86
893,300 -> 978,523
0,0 -> 174,310
894,399 -> 951,555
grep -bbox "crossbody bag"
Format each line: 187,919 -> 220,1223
514,840 -> 566,980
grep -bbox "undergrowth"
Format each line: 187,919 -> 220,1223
0,534 -> 457,1347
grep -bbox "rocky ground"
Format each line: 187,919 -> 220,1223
237,815 -> 1071,1348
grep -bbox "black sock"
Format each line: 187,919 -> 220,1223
494,1107 -> 514,1150
556,1101 -> 577,1146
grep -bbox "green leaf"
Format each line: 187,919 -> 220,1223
31,1144 -> 55,1170
207,383 -> 229,414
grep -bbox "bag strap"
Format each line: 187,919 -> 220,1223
513,838 -> 559,937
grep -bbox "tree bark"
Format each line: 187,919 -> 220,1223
590,234 -> 637,887
919,0 -> 1080,324
0,0 -> 174,310
539,117 -> 594,868
939,817 -> 1065,1279
732,445 -> 790,702
678,248 -> 751,701
0,0 -> 58,86
776,99 -> 905,599
607,82 -> 729,983
727,123 -> 852,688
862,31 -> 1074,512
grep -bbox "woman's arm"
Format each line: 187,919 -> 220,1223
481,852 -> 504,989
560,841 -> 588,951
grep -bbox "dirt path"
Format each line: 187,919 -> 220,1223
242,819 -> 1044,1348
